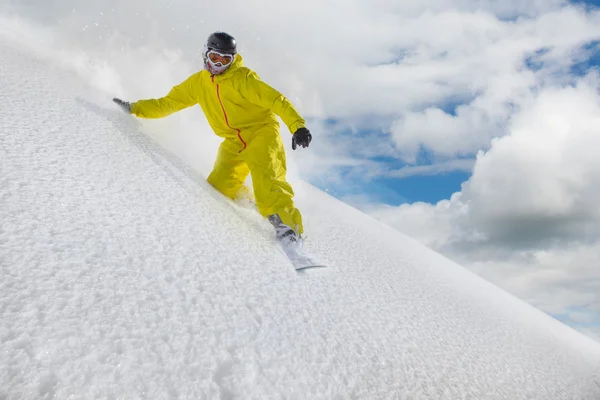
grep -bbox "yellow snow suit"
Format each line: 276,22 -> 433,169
130,55 -> 305,234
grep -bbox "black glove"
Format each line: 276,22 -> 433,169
292,127 -> 312,150
113,97 -> 132,113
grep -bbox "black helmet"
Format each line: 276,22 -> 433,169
206,32 -> 237,55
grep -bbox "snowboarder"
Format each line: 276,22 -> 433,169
113,32 -> 312,243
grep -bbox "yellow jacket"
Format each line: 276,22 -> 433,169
131,55 -> 306,148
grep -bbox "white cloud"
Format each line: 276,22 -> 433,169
463,76 -> 600,240
391,107 -> 493,162
366,200 -> 460,249
388,7 -> 600,162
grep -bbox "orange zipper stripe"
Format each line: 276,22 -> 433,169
213,76 -> 246,152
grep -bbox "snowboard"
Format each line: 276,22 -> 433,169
279,240 -> 327,271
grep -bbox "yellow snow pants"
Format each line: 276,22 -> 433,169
207,124 -> 304,234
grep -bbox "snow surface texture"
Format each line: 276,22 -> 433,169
1,39 -> 600,400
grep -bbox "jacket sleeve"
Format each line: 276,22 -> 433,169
131,74 -> 199,119
239,71 -> 306,134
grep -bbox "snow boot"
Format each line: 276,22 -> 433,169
268,214 -> 298,242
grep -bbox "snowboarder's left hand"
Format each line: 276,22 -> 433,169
292,128 -> 312,150
113,97 -> 132,114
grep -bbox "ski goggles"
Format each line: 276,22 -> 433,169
206,49 -> 234,66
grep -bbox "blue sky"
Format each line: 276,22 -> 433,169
572,0 -> 600,7
375,171 -> 470,203
321,167 -> 470,205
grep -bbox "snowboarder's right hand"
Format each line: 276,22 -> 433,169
113,97 -> 132,114
292,127 -> 312,150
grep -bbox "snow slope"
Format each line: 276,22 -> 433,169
1,38 -> 600,400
